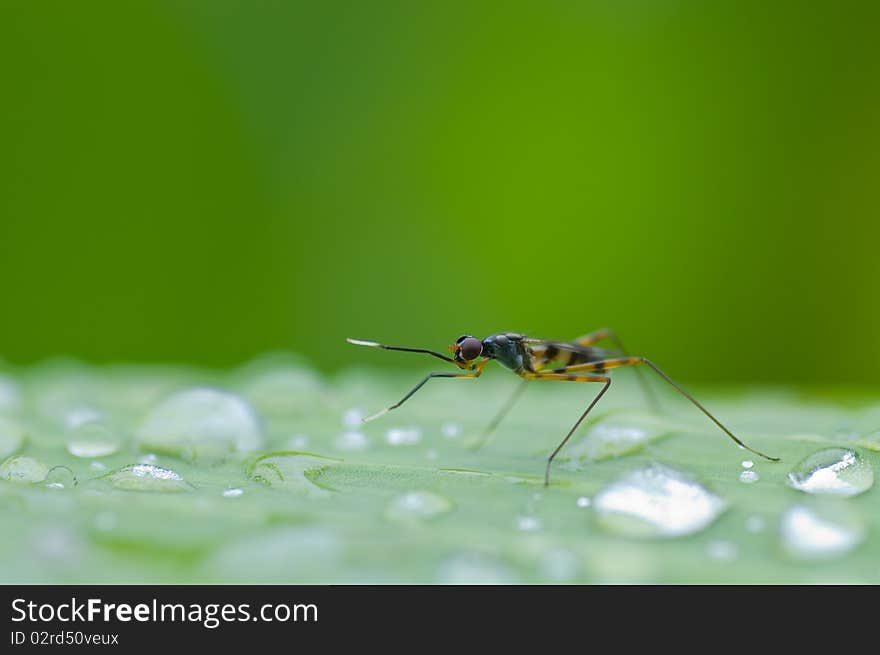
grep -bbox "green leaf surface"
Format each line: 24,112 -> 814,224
1,356 -> 878,583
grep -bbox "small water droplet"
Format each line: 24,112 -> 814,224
44,465 -> 77,489
780,503 -> 865,560
515,516 -> 542,532
385,427 -> 422,446
66,421 -> 120,458
343,408 -> 365,427
576,496 -> 592,508
65,406 -> 102,429
741,460 -> 754,469
739,470 -> 759,484
0,417 -> 25,458
593,463 -> 726,538
136,388 -> 263,459
385,491 -> 452,522
286,434 -> 310,450
540,548 -> 578,582
745,515 -> 766,533
707,539 -> 738,561
247,452 -> 339,497
335,431 -> 368,451
89,461 -> 107,472
222,487 -> 244,498
138,453 -> 158,464
102,464 -> 193,492
441,422 -> 462,439
437,553 -> 519,584
786,448 -> 873,497
0,455 -> 49,484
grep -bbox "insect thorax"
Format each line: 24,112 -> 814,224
482,333 -> 525,371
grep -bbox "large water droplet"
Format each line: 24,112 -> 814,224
385,491 -> 452,523
436,553 -> 519,584
780,503 -> 865,560
593,463 -> 727,538
102,464 -> 193,492
0,417 -> 25,458
44,466 -> 77,489
66,421 -> 120,458
247,452 -> 339,497
136,388 -> 263,459
563,412 -> 671,461
0,455 -> 49,484
786,448 -> 873,497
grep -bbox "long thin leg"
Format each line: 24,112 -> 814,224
541,356 -> 780,462
363,361 -> 486,422
518,372 -> 612,486
573,328 -> 658,410
347,338 -> 458,366
468,378 -> 530,451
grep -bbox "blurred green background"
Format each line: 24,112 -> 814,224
1,0 -> 878,384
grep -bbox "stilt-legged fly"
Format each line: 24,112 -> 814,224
347,330 -> 779,486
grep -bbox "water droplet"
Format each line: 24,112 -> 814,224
89,461 -> 107,472
441,422 -> 462,439
44,466 -> 77,489
0,417 -> 25,458
335,431 -> 368,451
138,453 -> 158,464
593,463 -> 727,538
102,464 -> 193,492
563,413 -> 670,461
222,487 -> 244,498
786,448 -> 873,497
707,540 -> 738,561
576,496 -> 592,508
426,448 -> 439,460
0,455 -> 49,484
385,427 -> 421,446
64,406 -> 102,429
385,491 -> 452,522
136,388 -> 263,459
247,452 -> 339,497
741,460 -> 754,469
745,515 -> 766,533
780,503 -> 865,560
343,408 -> 365,427
515,516 -> 542,532
437,553 -> 519,584
739,470 -> 759,484
66,421 -> 120,458
287,434 -> 310,450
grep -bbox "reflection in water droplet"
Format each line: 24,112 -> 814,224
44,466 -> 77,489
335,431 -> 368,451
287,434 -> 310,450
576,496 -> 591,508
385,491 -> 452,522
386,427 -> 422,446
0,417 -> 25,458
780,503 -> 865,560
593,463 -> 726,538
515,516 -> 542,532
563,412 -> 675,462
103,464 -> 192,492
343,408 -> 365,427
437,553 -> 519,584
247,452 -> 339,497
540,548 -> 578,582
0,455 -> 49,484
741,460 -> 754,469
707,540 -> 738,561
441,423 -> 462,439
786,448 -> 873,496
739,470 -> 759,484
222,487 -> 244,498
745,515 -> 766,534
66,421 -> 120,458
136,388 -> 263,459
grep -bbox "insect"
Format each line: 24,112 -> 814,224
347,329 -> 779,485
